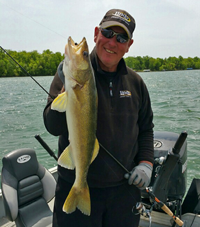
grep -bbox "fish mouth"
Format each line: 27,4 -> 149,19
64,36 -> 91,86
68,36 -> 88,56
65,36 -> 89,69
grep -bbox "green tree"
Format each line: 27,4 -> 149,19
1,49 -> 200,77
143,56 -> 151,69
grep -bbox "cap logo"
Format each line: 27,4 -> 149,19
112,11 -> 131,23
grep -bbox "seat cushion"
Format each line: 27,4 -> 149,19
18,175 -> 43,206
16,197 -> 52,227
32,216 -> 53,227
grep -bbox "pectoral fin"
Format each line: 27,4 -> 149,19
90,138 -> 99,163
51,92 -> 67,112
58,144 -> 75,169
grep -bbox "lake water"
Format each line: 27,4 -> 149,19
0,70 -> 200,190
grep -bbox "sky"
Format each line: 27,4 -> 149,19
0,0 -> 200,58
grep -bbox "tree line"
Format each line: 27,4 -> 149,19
0,49 -> 200,77
0,49 -> 64,77
124,56 -> 200,71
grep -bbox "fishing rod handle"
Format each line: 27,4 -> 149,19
173,131 -> 187,154
35,135 -> 58,161
161,204 -> 184,226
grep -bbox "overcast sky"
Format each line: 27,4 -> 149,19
0,0 -> 200,58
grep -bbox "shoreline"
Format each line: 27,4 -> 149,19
1,69 -> 200,78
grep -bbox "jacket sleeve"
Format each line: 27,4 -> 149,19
136,82 -> 154,164
43,71 -> 68,136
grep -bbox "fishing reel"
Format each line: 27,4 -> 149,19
141,131 -> 187,213
134,132 -> 188,227
133,187 -> 185,227
133,200 -> 153,227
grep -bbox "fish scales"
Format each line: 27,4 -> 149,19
51,37 -> 99,216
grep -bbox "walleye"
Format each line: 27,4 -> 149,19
51,37 -> 99,216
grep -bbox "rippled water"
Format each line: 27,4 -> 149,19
1,70 -> 200,189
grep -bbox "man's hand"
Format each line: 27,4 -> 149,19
124,162 -> 153,190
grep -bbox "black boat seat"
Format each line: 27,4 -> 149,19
1,148 -> 56,227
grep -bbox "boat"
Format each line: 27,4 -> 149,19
143,69 -> 151,72
1,131 -> 200,227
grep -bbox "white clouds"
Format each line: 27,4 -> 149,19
0,0 -> 199,58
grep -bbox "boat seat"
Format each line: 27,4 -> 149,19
1,148 -> 56,227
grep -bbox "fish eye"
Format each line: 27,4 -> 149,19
83,51 -> 88,57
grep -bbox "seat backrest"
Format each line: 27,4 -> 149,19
1,148 -> 56,225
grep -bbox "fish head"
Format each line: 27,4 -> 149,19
64,37 -> 92,86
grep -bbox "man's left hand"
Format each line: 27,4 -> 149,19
124,162 -> 153,190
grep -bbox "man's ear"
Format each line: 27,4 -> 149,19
126,39 -> 134,53
94,27 -> 100,43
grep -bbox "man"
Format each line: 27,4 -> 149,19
43,9 -> 154,227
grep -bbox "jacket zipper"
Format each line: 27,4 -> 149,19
109,81 -> 113,97
109,80 -> 114,108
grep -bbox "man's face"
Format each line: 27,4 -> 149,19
94,26 -> 133,72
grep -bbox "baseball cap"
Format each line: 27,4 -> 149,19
99,9 -> 136,38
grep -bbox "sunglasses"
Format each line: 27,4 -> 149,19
100,28 -> 129,43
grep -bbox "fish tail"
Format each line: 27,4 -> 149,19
62,183 -> 91,216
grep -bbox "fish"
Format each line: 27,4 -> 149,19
51,37 -> 99,216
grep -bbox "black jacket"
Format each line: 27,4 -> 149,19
43,47 -> 154,187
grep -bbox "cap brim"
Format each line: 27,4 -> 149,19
100,21 -> 132,38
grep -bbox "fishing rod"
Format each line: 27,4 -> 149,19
35,133 -> 129,173
1,44 -> 187,182
35,135 -> 58,161
99,143 -> 130,173
146,188 -> 184,226
36,133 -> 186,226
0,46 -> 54,99
1,46 -> 130,172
